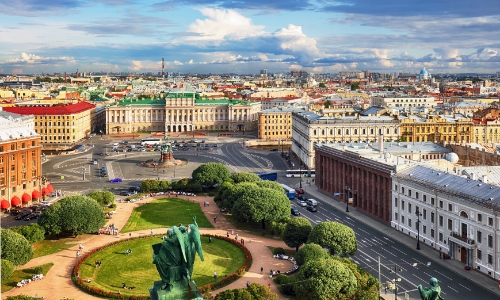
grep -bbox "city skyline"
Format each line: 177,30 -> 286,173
1,0 -> 500,75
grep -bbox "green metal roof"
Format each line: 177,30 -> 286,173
112,97 -> 166,106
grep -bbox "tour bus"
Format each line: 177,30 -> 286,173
285,169 -> 316,178
257,172 -> 278,181
141,138 -> 161,147
280,183 -> 297,199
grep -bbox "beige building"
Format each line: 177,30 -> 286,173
399,114 -> 474,143
258,107 -> 305,141
372,94 -> 437,108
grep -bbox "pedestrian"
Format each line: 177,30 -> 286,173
213,270 -> 217,280
150,229 -> 153,235
269,269 -> 273,278
76,251 -> 80,257
214,216 -> 217,223
231,229 -> 234,235
204,201 -> 206,207
209,236 -> 212,243
235,233 -> 238,241
226,231 -> 229,238
268,283 -> 271,289
129,233 -> 132,238
249,238 -> 252,243
246,281 -> 250,288
260,267 -> 263,274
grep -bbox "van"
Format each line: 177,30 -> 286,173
306,199 -> 318,207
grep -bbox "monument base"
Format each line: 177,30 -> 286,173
149,279 -> 203,300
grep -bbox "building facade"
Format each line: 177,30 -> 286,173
257,107 -> 305,141
0,109 -> 42,209
399,114 -> 474,143
392,165 -> 500,279
292,111 -> 400,168
372,95 -> 436,108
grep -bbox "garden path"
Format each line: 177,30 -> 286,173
2,195 -> 294,300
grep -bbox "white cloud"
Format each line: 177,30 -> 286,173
4,52 -> 74,64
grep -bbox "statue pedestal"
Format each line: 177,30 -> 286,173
161,152 -> 174,162
149,279 -> 203,300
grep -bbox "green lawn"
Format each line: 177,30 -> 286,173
224,214 -> 283,238
32,234 -> 92,258
121,198 -> 213,233
78,236 -> 245,296
1,263 -> 54,293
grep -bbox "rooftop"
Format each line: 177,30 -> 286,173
2,101 -> 96,115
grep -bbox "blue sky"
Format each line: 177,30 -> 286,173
1,0 -> 500,75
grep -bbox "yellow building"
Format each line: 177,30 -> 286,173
3,102 -> 97,151
399,114 -> 473,143
0,90 -> 14,98
258,107 -> 305,140
472,118 -> 500,144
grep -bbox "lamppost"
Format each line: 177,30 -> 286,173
390,265 -> 402,300
132,126 -> 135,139
416,206 -> 422,250
345,185 -> 351,213
82,166 -> 86,180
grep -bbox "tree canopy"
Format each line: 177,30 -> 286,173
334,257 -> 379,300
214,181 -> 234,206
192,162 -> 231,188
307,221 -> 357,256
294,257 -> 358,300
38,195 -> 106,237
1,259 -> 14,281
283,217 -> 312,252
230,172 -> 260,184
295,243 -> 329,266
140,179 -> 171,192
214,283 -> 277,300
0,228 -> 33,266
231,184 -> 290,229
87,190 -> 115,206
11,223 -> 45,244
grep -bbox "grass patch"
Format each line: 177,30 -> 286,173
1,263 -> 54,293
121,198 -> 213,233
32,234 -> 92,258
77,236 -> 245,296
224,214 -> 282,239
267,246 -> 297,257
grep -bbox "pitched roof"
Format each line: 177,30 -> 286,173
2,101 -> 95,115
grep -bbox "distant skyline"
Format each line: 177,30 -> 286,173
1,0 -> 500,75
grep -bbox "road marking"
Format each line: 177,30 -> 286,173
459,283 -> 471,291
447,286 -> 458,293
434,270 -> 452,281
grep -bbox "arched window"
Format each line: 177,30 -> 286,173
459,211 -> 469,219
314,130 -> 317,135
354,129 -> 358,134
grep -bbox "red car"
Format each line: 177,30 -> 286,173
295,188 -> 305,194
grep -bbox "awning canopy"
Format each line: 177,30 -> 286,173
22,193 -> 31,203
46,184 -> 55,193
32,190 -> 41,199
11,196 -> 21,206
1,200 -> 10,209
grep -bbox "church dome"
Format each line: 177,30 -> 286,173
445,152 -> 459,164
420,68 -> 429,75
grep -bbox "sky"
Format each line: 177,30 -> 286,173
1,0 -> 500,75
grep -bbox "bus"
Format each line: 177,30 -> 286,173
280,183 -> 296,199
285,169 -> 315,178
257,172 -> 278,181
141,138 -> 161,146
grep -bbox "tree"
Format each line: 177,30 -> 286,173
295,243 -> 329,266
38,196 -> 106,237
141,179 -> 171,192
192,162 -> 231,188
334,257 -> 379,300
232,185 -> 290,229
11,224 -> 45,244
222,182 -> 253,212
255,180 -> 282,190
214,181 -> 233,205
1,259 -> 14,281
37,202 -> 62,236
0,229 -> 33,266
351,83 -> 360,90
294,257 -> 357,300
214,288 -> 252,300
318,82 -> 326,88
307,222 -> 357,256
87,190 -> 115,206
324,99 -> 331,108
247,283 -> 279,300
230,172 -> 260,184
283,217 -> 312,252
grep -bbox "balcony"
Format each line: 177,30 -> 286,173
449,232 -> 475,245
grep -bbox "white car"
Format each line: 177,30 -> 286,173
41,201 -> 52,206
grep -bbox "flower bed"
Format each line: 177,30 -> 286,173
72,234 -> 252,299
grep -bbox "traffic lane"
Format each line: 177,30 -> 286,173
221,143 -> 259,173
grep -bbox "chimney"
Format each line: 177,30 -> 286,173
378,134 -> 384,152
482,175 -> 488,184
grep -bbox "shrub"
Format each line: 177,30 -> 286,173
295,243 -> 329,266
109,203 -> 117,209
272,247 -> 285,255
275,274 -> 288,284
0,229 -> 33,266
33,266 -> 43,274
278,281 -> 296,296
1,259 -> 14,281
10,223 -> 46,244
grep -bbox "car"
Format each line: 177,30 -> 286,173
129,186 -> 141,193
110,178 -> 123,183
306,199 -> 318,207
41,201 -> 52,206
93,160 -> 98,165
113,143 -> 119,147
98,152 -> 103,156
213,144 -> 218,147
297,195 -> 307,201
201,140 -> 205,143
123,141 -> 129,145
295,188 -> 305,194
296,200 -> 308,207
120,191 -> 132,196
101,172 -> 107,177
193,139 -> 199,143
306,205 -> 317,212
291,207 -> 300,216
146,144 -> 153,148
16,212 -> 31,220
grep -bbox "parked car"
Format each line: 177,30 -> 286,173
16,212 -> 31,220
98,152 -> 103,156
270,148 -> 279,151
129,186 -> 141,193
41,201 -> 52,206
291,206 -> 300,216
123,141 -> 129,145
113,143 -> 119,147
295,188 -> 305,194
296,200 -> 308,207
110,178 -> 123,183
120,191 -> 132,196
297,195 -> 307,201
306,205 -> 317,212
213,144 -> 218,147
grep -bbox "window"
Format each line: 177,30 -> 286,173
11,155 -> 15,161
423,195 -> 427,202
408,203 -> 412,214
423,209 -> 427,220
431,212 -> 435,223
439,232 -> 443,242
477,231 -> 482,243
423,225 -> 426,234
415,192 -> 419,200
478,214 -> 483,222
402,187 -> 405,194
488,217 -> 493,227
401,200 -> 405,210
408,189 -> 412,197
477,249 -> 482,260
439,201 -> 443,209
448,219 -> 452,230
395,184 -> 398,191
401,215 -> 405,223
395,198 -> 398,207
448,203 -> 452,211
431,229 -> 435,238
395,213 -> 398,221
431,197 -> 435,205
439,215 -> 443,227
408,218 -> 412,227
488,254 -> 493,265
488,235 -> 493,248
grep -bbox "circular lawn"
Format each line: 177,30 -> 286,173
75,235 -> 247,297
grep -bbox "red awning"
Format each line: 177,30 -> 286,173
1,200 -> 10,209
11,196 -> 21,206
42,188 -> 47,196
32,190 -> 41,199
22,193 -> 31,203
46,184 -> 55,193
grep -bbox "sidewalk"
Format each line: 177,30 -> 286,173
2,196 -> 293,300
283,154 -> 500,299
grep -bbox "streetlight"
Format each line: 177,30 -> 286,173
345,185 -> 351,212
132,126 -> 135,139
82,166 -> 86,180
390,265 -> 402,300
416,206 -> 422,250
